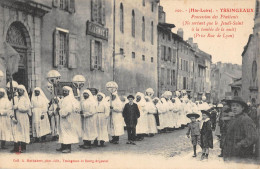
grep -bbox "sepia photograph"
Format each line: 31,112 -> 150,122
0,0 -> 259,168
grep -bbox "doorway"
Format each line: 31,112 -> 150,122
6,21 -> 31,91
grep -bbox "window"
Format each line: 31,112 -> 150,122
172,49 -> 176,63
161,46 -> 164,60
151,21 -> 154,45
168,47 -> 171,61
132,52 -> 135,59
120,48 -> 124,55
171,70 -> 175,86
142,16 -> 145,41
151,2 -> 154,12
151,57 -> 153,63
142,55 -> 145,61
53,0 -> 75,12
143,0 -> 145,6
91,0 -> 105,25
131,10 -> 135,37
167,69 -> 171,85
163,33 -> 165,39
164,46 -> 167,61
183,77 -> 186,89
90,40 -> 104,71
168,34 -> 171,41
252,60 -> 257,82
60,0 -> 68,10
161,68 -> 165,85
58,31 -> 66,66
120,3 -> 124,33
53,28 -> 77,68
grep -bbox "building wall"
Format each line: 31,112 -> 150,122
211,62 -> 242,102
114,0 -> 158,95
0,1 -> 44,93
242,35 -> 259,104
157,28 -> 177,96
40,0 -> 113,97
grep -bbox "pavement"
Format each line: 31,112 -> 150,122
0,127 -> 259,169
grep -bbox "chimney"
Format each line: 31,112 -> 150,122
177,28 -> 183,39
158,6 -> 166,23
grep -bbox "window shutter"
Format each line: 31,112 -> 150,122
90,40 -> 95,71
53,0 -> 59,7
68,34 -> 77,69
100,42 -> 105,72
68,0 -> 75,13
53,29 -> 59,68
101,0 -> 106,25
65,33 -> 69,67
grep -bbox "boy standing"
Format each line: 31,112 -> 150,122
186,112 -> 201,157
122,95 -> 140,145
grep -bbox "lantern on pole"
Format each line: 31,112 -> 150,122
72,75 -> 86,90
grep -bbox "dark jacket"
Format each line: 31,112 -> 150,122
223,113 -> 258,159
200,120 -> 213,149
122,103 -> 140,127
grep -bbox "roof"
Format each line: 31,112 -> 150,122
242,34 -> 253,56
158,23 -> 175,29
229,78 -> 242,87
172,33 -> 191,47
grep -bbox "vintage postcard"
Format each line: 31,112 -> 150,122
0,0 -> 259,168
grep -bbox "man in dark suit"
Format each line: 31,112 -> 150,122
122,95 -> 140,145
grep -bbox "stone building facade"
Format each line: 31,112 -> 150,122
0,0 -> 50,93
113,0 -> 159,95
241,0 -> 260,105
0,0 -> 159,97
157,6 -> 177,96
211,62 -> 242,103
173,29 -> 196,98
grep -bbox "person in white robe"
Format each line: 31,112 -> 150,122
145,96 -> 158,136
56,86 -> 80,153
31,87 -> 51,142
165,91 -> 176,130
10,85 -> 31,153
96,92 -> 109,147
161,97 -> 170,132
48,96 -> 60,141
173,91 -> 182,129
79,89 -> 98,149
0,88 -> 13,149
153,97 -> 165,133
135,92 -> 149,140
108,93 -> 124,144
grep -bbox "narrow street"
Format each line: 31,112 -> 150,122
0,127 -> 193,157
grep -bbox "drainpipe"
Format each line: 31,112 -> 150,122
112,0 -> 115,81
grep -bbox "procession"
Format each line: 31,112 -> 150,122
0,72 -> 258,163
0,0 -> 260,168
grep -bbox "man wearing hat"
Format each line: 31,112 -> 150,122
122,95 -> 140,145
186,112 -> 201,157
223,96 -> 258,160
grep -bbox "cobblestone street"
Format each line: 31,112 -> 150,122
0,127 -> 193,157
1,127 -> 259,169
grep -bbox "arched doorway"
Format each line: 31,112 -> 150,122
6,21 -> 31,90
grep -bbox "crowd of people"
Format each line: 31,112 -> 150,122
0,81 -> 258,162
